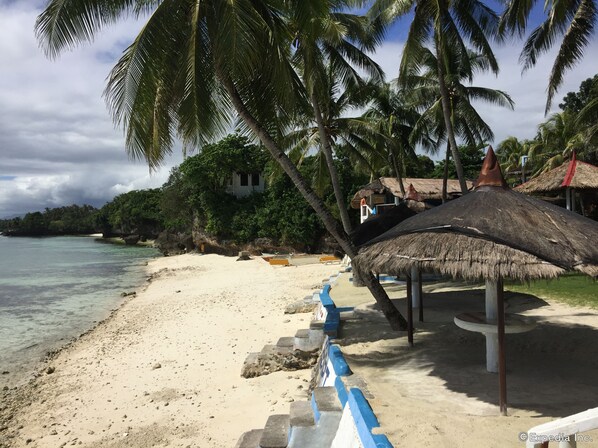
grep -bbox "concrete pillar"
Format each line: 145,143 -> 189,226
559,440 -> 577,448
411,266 -> 421,308
485,280 -> 499,373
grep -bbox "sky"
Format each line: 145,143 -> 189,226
0,0 -> 597,218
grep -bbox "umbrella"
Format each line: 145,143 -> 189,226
356,147 -> 598,415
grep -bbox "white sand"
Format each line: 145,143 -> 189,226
3,254 -> 339,448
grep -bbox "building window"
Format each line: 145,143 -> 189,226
240,172 -> 249,186
251,173 -> 260,186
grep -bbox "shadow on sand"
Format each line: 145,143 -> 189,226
338,288 -> 598,418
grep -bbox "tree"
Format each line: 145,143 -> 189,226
362,82 -> 434,195
36,0 -> 407,329
406,47 -> 513,197
500,0 -> 597,112
369,0 -> 501,194
288,1 -> 385,234
496,136 -> 534,185
560,75 -> 598,113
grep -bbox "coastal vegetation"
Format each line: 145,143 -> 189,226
496,75 -> 598,184
27,0 -> 598,329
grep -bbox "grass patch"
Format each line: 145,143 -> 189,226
505,273 -> 598,309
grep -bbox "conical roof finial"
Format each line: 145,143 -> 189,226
475,146 -> 508,189
405,183 -> 422,202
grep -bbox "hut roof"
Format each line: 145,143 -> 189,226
350,177 -> 472,208
516,155 -> 598,194
357,148 -> 598,281
350,203 -> 417,246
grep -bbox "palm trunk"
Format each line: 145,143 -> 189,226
435,38 -> 469,195
310,92 -> 353,234
391,152 -> 406,198
442,141 -> 450,203
219,72 -> 407,330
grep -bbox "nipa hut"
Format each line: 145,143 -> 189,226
355,147 -> 598,415
516,153 -> 598,213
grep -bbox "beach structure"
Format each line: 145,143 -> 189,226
516,153 -> 598,212
351,177 -> 472,223
355,147 -> 598,415
225,171 -> 265,198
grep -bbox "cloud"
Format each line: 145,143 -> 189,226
0,1 -> 182,218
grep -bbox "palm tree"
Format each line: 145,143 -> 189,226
496,136 -> 534,184
406,47 -> 514,197
36,0 -> 407,329
500,0 -> 597,112
288,2 -> 385,233
529,110 -> 595,174
362,82 -> 435,196
369,0 -> 501,194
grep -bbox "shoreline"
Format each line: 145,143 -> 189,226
0,253 -> 339,447
0,236 -> 158,390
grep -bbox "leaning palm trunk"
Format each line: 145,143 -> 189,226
220,73 -> 407,330
435,41 -> 469,195
310,93 -> 353,234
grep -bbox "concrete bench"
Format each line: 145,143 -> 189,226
454,311 -> 535,373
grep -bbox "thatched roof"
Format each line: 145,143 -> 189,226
356,148 -> 598,281
350,177 -> 472,208
516,155 -> 598,194
350,203 -> 417,246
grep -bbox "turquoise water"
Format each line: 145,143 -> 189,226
0,236 -> 158,386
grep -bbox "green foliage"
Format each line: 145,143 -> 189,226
405,155 -> 435,178
559,75 -> 598,113
431,145 -> 485,180
0,205 -> 98,236
180,135 -> 269,193
98,189 -> 164,238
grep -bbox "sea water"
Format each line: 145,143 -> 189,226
0,235 -> 158,386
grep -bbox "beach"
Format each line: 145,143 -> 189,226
0,254 -> 339,448
3,253 -> 598,448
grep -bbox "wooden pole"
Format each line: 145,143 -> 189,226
418,269 -> 424,322
497,278 -> 507,415
407,274 -> 414,347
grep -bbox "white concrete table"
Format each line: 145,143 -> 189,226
454,281 -> 536,373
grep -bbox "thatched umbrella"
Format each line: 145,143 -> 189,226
356,147 -> 598,415
516,153 -> 598,211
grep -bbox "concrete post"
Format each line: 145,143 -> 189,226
411,266 -> 421,308
485,280 -> 499,373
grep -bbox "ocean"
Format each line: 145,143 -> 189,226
0,235 -> 158,386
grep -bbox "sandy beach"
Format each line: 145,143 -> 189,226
0,254 -> 339,448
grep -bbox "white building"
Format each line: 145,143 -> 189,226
225,172 -> 265,198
